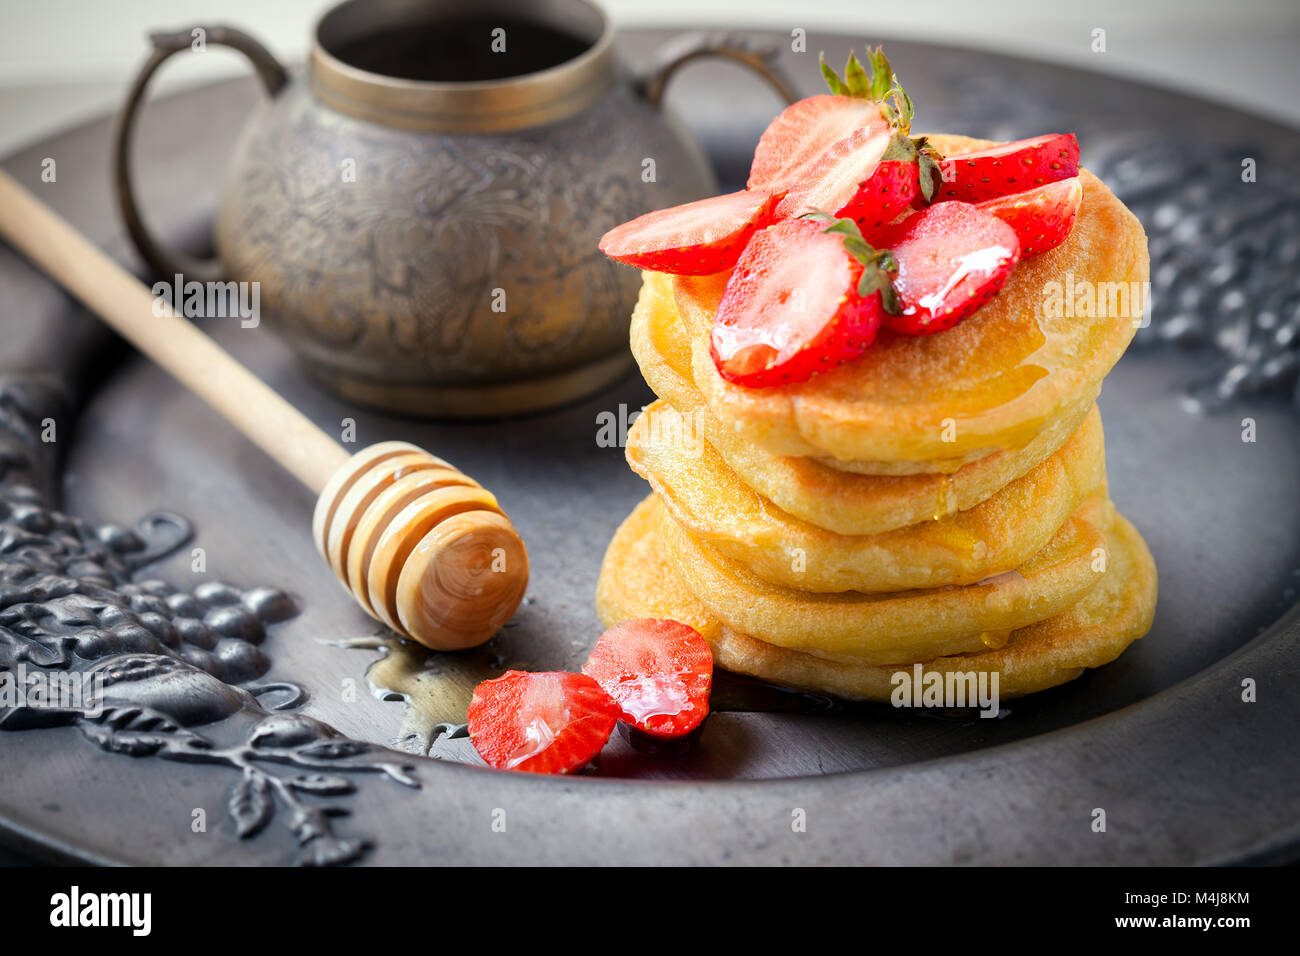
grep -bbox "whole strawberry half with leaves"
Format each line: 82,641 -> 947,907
710,213 -> 898,387
598,48 -> 942,278
769,49 -> 943,232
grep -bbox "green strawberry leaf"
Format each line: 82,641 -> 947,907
799,210 -> 901,312
819,53 -> 850,96
881,131 -> 918,163
913,136 -> 944,204
844,52 -> 872,98
867,48 -> 893,101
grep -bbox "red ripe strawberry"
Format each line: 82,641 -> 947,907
749,48 -> 934,198
598,189 -> 779,275
776,129 -> 941,234
467,670 -> 619,774
936,133 -> 1079,203
582,618 -> 713,738
853,160 -> 924,235
874,202 -> 1020,335
710,215 -> 896,387
976,176 -> 1083,256
748,94 -> 890,193
774,127 -> 889,218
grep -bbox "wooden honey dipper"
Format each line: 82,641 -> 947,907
0,168 -> 529,650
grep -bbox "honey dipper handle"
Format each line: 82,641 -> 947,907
0,168 -> 349,494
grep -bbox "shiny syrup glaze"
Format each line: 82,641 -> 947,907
354,632 -> 896,757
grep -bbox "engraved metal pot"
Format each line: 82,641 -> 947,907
113,0 -> 793,417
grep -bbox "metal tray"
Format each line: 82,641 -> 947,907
0,29 -> 1297,865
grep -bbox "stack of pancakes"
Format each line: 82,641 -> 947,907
597,135 -> 1157,701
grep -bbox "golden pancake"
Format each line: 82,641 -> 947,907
628,399 -> 1105,593
658,493 -> 1109,666
811,449 -> 996,476
630,270 -> 1098,534
596,493 -> 1156,701
673,135 -> 1149,466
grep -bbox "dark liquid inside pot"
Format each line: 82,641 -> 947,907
329,18 -> 593,82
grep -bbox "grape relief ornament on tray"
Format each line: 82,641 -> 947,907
0,380 -> 418,866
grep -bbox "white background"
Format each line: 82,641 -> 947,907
0,0 -> 1297,154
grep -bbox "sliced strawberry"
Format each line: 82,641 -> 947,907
874,202 -> 1020,335
467,670 -> 619,774
976,176 -> 1083,256
748,94 -> 889,193
936,133 -> 1079,203
710,216 -> 895,387
598,189 -> 779,275
749,47 -> 925,194
582,618 -> 713,739
774,127 -> 890,217
776,129 -> 941,234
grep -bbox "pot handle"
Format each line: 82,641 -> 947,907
112,26 -> 288,282
640,32 -> 798,110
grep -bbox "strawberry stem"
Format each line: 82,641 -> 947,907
819,47 -> 913,133
820,47 -> 945,205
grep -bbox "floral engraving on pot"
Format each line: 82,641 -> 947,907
215,85 -> 697,390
